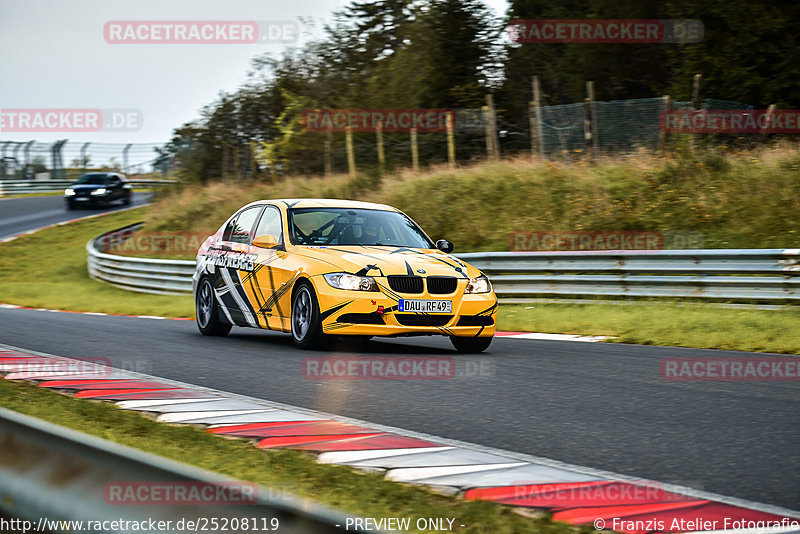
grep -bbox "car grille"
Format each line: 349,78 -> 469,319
387,275 -> 423,294
456,315 -> 494,327
338,312 -> 385,325
395,314 -> 453,327
426,276 -> 458,294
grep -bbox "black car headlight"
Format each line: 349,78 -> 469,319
323,273 -> 378,291
464,274 -> 491,294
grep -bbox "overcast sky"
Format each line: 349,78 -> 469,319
0,0 -> 509,147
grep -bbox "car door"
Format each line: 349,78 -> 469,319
213,205 -> 263,328
247,205 -> 295,331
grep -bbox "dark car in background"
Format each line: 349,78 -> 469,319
64,172 -> 132,209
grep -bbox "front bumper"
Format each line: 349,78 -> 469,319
66,195 -> 109,206
311,274 -> 497,338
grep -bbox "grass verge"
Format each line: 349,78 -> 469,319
500,303 -> 800,355
146,147 -> 800,252
0,378 -> 579,534
0,207 -> 194,317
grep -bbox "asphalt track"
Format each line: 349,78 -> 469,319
0,307 -> 797,510
0,192 -> 149,241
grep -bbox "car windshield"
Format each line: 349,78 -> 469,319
288,207 -> 434,248
74,174 -> 110,185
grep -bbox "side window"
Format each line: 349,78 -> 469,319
254,206 -> 283,243
230,207 -> 263,245
222,216 -> 237,242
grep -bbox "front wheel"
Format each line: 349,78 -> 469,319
291,283 -> 326,349
196,278 -> 232,336
450,336 -> 492,353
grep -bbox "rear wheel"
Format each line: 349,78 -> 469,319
291,282 -> 326,349
196,278 -> 232,336
450,336 -> 492,353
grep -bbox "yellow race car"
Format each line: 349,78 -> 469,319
193,199 -> 497,352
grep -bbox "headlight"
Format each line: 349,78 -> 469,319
465,274 -> 491,294
91,188 -> 108,195
324,273 -> 378,291
64,188 -> 75,196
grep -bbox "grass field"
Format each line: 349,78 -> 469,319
501,303 -> 800,354
145,146 -> 800,252
0,378 -> 576,534
0,208 -> 194,317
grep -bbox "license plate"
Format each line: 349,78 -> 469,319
74,197 -> 88,201
399,299 -> 452,313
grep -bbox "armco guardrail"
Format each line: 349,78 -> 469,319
458,249 -> 800,300
0,407 -> 372,534
87,225 -> 800,301
0,179 -> 174,196
88,224 -> 194,295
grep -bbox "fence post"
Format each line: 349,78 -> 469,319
584,81 -> 596,160
410,128 -> 420,172
233,145 -> 241,180
446,113 -> 456,169
532,76 -> 544,159
122,144 -> 132,175
80,142 -> 90,173
658,95 -> 671,152
376,121 -> 385,174
249,140 -> 257,179
485,94 -> 500,160
691,73 -> 702,151
761,104 -> 776,141
23,140 -> 34,171
324,128 -> 332,177
345,126 -> 356,177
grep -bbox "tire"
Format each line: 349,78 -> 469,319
450,336 -> 492,353
290,282 -> 326,349
196,278 -> 232,336
65,202 -> 75,210
123,193 -> 132,206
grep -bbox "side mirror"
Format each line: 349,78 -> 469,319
436,239 -> 454,253
253,234 -> 279,249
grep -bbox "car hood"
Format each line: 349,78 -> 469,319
294,245 -> 479,279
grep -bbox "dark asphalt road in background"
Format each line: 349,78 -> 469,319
1,308 -> 797,510
0,193 -> 149,240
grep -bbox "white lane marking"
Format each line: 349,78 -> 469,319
317,447 -> 454,465
117,398 -> 219,409
500,332 -> 608,342
157,409 -> 275,423
385,462 -> 527,482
